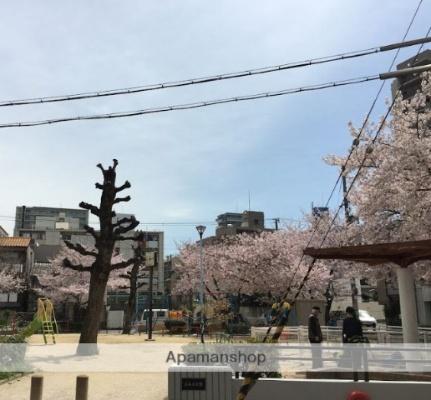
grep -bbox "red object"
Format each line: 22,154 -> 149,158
347,391 -> 371,400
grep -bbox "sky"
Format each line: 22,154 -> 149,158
0,1 -> 430,255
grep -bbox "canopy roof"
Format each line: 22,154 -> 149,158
303,239 -> 431,267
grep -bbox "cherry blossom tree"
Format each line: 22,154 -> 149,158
174,228 -> 333,306
0,267 -> 25,293
35,245 -> 128,305
324,72 -> 431,283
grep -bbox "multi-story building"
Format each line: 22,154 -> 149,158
391,49 -> 431,100
14,206 -> 89,264
215,210 -> 269,238
13,206 -> 166,317
14,206 -> 88,235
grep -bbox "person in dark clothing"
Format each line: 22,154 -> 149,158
343,306 -> 364,381
308,306 -> 323,343
308,306 -> 323,369
342,306 -> 363,343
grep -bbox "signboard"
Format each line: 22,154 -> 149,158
145,252 -> 156,267
181,377 -> 206,391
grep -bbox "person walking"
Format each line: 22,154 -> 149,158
308,306 -> 323,369
342,306 -> 363,343
343,306 -> 365,381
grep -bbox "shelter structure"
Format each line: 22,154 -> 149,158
304,239 -> 431,343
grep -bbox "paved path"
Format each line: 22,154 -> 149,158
1,373 -> 168,400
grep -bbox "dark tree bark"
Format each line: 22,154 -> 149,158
324,281 -> 334,325
62,160 -> 139,352
122,245 -> 146,335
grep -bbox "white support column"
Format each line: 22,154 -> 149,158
396,266 -> 419,343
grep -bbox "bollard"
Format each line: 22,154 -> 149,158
30,375 -> 44,400
75,375 -> 89,400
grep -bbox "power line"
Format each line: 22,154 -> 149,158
0,37 -> 429,108
261,0 -> 427,342
293,90 -> 401,302
0,215 -> 299,227
291,25 -> 431,302
283,7 -> 430,295
0,75 -> 382,129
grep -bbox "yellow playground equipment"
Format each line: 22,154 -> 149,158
36,298 -> 58,344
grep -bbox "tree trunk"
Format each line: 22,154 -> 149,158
325,296 -> 333,325
78,270 -> 108,353
122,266 -> 138,334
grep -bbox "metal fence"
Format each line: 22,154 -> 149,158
251,325 -> 431,343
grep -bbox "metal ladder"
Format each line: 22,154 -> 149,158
37,298 -> 58,344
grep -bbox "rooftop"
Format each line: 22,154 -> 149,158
0,237 -> 33,248
304,239 -> 431,267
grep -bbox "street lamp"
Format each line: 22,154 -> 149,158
195,225 -> 206,343
136,235 -> 146,324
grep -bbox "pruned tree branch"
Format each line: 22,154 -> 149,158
79,201 -> 100,217
113,195 -> 131,204
84,225 -> 99,239
95,182 -> 105,190
115,236 -> 137,242
114,215 -> 139,236
110,258 -> 136,271
96,163 -> 105,174
63,258 -> 93,272
116,180 -> 131,193
113,216 -> 135,227
63,241 -> 97,257
137,281 -> 147,289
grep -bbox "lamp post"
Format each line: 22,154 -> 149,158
136,237 -> 146,323
195,225 -> 206,343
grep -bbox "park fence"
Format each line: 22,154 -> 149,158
250,325 -> 431,343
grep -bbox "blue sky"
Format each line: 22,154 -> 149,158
0,1 -> 430,255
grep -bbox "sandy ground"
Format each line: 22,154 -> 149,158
2,333 -> 303,399
0,373 -> 168,400
1,333 -> 199,400
28,332 -> 198,345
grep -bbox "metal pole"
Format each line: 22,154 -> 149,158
342,171 -> 360,311
148,263 -> 154,340
199,232 -> 205,343
75,375 -> 89,400
30,375 -> 43,400
396,266 -> 419,343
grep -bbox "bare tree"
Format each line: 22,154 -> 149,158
63,159 -> 139,347
121,243 -> 148,334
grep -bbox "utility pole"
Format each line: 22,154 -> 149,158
195,225 -> 206,343
272,218 -> 280,231
341,167 -> 359,311
146,251 -> 156,341
341,168 -> 352,223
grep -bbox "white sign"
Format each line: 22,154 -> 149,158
145,252 -> 156,267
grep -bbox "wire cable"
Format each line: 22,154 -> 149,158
261,0 -> 427,342
291,24 -> 431,302
0,37 -> 429,108
283,7 -> 430,295
0,75 -> 381,129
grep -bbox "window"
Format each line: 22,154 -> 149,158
0,292 -> 18,303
